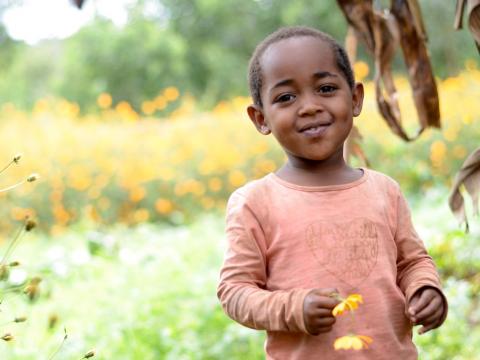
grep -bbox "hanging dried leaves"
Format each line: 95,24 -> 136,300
455,0 -> 480,52
343,27 -> 370,167
452,1 -> 480,231
337,0 -> 441,142
344,125 -> 370,167
72,0 -> 86,9
448,148 -> 480,233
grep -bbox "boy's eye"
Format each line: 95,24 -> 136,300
274,93 -> 295,103
318,85 -> 337,94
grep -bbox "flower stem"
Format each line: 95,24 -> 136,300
349,309 -> 359,333
48,327 -> 68,360
0,179 -> 26,193
0,160 -> 15,175
0,222 -> 25,265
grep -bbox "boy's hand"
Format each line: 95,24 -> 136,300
303,288 -> 340,336
407,286 -> 446,335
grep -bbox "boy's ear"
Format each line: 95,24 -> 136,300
352,82 -> 364,117
247,104 -> 271,135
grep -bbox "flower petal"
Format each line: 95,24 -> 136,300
352,337 -> 363,350
333,294 -> 364,316
334,336 -> 348,350
332,303 -> 346,316
359,335 -> 373,346
346,300 -> 359,310
334,334 -> 373,351
348,294 -> 363,303
344,336 -> 354,349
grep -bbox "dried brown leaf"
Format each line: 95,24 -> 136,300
71,0 -> 86,9
344,126 -> 370,167
468,0 -> 480,49
407,0 -> 428,41
345,26 -> 358,63
337,0 -> 441,141
449,147 -> 480,232
391,0 -> 441,131
454,0 -> 480,51
455,0 -> 467,29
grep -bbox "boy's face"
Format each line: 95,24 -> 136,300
247,36 -> 363,164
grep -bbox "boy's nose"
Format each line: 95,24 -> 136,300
297,94 -> 323,116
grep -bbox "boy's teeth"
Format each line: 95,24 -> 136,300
305,125 -> 326,132
301,124 -> 331,136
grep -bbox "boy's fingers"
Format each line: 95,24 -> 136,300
415,305 -> 444,327
407,296 -> 419,317
313,316 -> 336,327
418,317 -> 442,335
316,298 -> 340,310
313,308 -> 337,317
418,325 -> 430,335
310,288 -> 340,308
314,288 -> 339,297
412,295 -> 443,322
409,289 -> 435,316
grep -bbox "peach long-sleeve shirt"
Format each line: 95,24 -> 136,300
217,169 -> 446,360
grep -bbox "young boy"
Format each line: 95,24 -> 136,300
217,26 -> 447,359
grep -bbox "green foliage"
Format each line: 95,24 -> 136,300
0,194 -> 478,358
0,1 -> 476,111
0,42 -> 58,109
0,24 -> 19,70
160,0 -> 347,106
55,16 -> 188,112
0,217 -> 264,359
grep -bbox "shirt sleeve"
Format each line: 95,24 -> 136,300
217,190 -> 311,333
394,188 -> 448,322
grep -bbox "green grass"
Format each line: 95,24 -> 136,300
0,187 -> 479,359
0,216 -> 263,359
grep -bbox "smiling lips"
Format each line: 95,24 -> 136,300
299,121 -> 333,137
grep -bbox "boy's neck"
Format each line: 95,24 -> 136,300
276,152 -> 363,187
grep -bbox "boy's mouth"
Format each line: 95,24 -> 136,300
299,121 -> 332,136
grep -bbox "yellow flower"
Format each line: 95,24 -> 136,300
208,177 -> 223,192
155,95 -> 168,110
228,170 -> 246,187
141,100 -> 156,115
332,294 -> 363,316
129,186 -> 146,202
430,140 -> 447,165
334,334 -> 373,350
163,87 -> 180,101
353,61 -> 369,81
155,198 -> 173,214
97,93 -> 112,109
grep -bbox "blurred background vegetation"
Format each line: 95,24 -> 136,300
0,0 -> 479,359
0,0 -> 478,111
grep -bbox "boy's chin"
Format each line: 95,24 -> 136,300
286,153 -> 337,164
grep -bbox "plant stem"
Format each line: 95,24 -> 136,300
349,309 -> 358,333
0,160 -> 14,175
48,328 -> 68,360
0,179 -> 26,193
0,223 -> 25,265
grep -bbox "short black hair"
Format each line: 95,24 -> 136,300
248,26 -> 355,107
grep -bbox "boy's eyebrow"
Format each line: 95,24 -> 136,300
269,71 -> 339,93
313,71 -> 339,80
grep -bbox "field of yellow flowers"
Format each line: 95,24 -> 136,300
1,64 -> 479,234
0,64 -> 479,359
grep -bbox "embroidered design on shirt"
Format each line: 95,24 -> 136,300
306,218 -> 378,287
